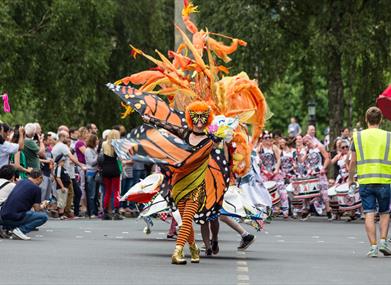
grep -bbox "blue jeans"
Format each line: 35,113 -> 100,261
120,177 -> 135,209
86,172 -> 98,216
359,184 -> 391,214
1,211 -> 48,234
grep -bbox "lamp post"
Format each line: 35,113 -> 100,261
307,101 -> 316,126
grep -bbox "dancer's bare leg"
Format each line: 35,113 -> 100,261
200,223 -> 212,255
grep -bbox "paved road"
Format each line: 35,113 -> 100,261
0,218 -> 389,285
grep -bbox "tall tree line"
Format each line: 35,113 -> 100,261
1,0 -> 390,138
195,0 -> 391,138
0,0 -> 174,130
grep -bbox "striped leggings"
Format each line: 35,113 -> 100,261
176,198 -> 199,247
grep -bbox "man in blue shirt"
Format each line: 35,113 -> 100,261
0,170 -> 49,240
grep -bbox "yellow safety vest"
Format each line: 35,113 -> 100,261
352,128 -> 391,184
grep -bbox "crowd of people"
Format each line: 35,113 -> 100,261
0,116 -> 361,241
0,122 -> 150,240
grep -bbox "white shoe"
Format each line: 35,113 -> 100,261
11,228 -> 31,240
367,245 -> 378,258
379,240 -> 391,256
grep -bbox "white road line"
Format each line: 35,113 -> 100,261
237,275 -> 250,281
84,230 -> 91,233
115,236 -> 123,239
35,235 -> 43,238
237,261 -> 247,266
75,236 -> 83,239
312,236 -> 320,239
277,240 -> 285,243
275,235 -> 283,238
347,236 -> 357,240
122,232 -> 129,234
237,267 -> 249,272
237,248 -> 250,284
317,240 -> 325,243
46,229 -> 53,232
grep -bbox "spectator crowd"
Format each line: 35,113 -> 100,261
0,117 -> 360,240
0,122 -> 147,240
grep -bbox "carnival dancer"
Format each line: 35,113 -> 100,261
331,140 -> 350,184
258,132 -> 288,218
279,138 -> 297,182
301,135 -> 331,220
107,0 -> 268,264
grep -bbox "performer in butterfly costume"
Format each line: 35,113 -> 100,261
107,0 -> 268,264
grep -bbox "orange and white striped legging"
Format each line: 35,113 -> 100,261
176,198 -> 199,247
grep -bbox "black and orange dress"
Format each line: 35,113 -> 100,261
107,84 -> 230,226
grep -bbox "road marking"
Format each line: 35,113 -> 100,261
275,235 -> 283,238
75,236 -> 83,239
122,232 -> 129,234
237,261 -> 247,266
312,236 -> 320,239
35,235 -> 43,238
237,248 -> 250,285
158,232 -> 165,235
347,236 -> 356,240
46,229 -> 53,232
237,267 -> 249,272
317,240 -> 325,243
84,230 -> 91,233
237,275 -> 250,281
115,236 -> 123,239
277,240 -> 285,243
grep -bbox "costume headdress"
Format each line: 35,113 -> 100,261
107,0 -> 270,177
185,101 -> 214,129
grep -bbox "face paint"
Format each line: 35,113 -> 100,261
189,110 -> 210,125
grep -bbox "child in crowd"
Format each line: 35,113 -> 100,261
54,154 -> 71,220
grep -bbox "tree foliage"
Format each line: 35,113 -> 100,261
0,0 -> 173,131
194,0 -> 391,137
1,0 -> 390,137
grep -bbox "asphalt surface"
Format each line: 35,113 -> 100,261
0,217 -> 389,285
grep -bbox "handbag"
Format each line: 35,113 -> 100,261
95,171 -> 103,184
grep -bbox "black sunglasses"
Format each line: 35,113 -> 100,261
341,145 -> 349,149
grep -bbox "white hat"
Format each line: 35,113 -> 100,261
102,129 -> 111,140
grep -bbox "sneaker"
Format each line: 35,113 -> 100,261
327,211 -> 332,221
237,234 -> 255,251
379,240 -> 391,256
367,245 -> 378,258
300,212 -> 310,221
167,233 -> 177,240
211,240 -> 219,255
0,228 -> 10,239
113,213 -> 124,220
11,228 -> 31,240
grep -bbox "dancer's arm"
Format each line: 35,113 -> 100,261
143,115 -> 188,139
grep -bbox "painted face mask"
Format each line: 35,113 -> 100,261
189,110 -> 210,126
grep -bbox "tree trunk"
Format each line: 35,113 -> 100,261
327,1 -> 344,147
327,49 -> 344,146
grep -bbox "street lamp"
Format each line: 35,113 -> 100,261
307,100 -> 316,125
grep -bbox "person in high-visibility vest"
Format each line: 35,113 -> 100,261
348,106 -> 391,257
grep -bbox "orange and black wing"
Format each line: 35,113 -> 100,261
194,149 -> 230,224
127,124 -> 192,167
106,83 -> 187,128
